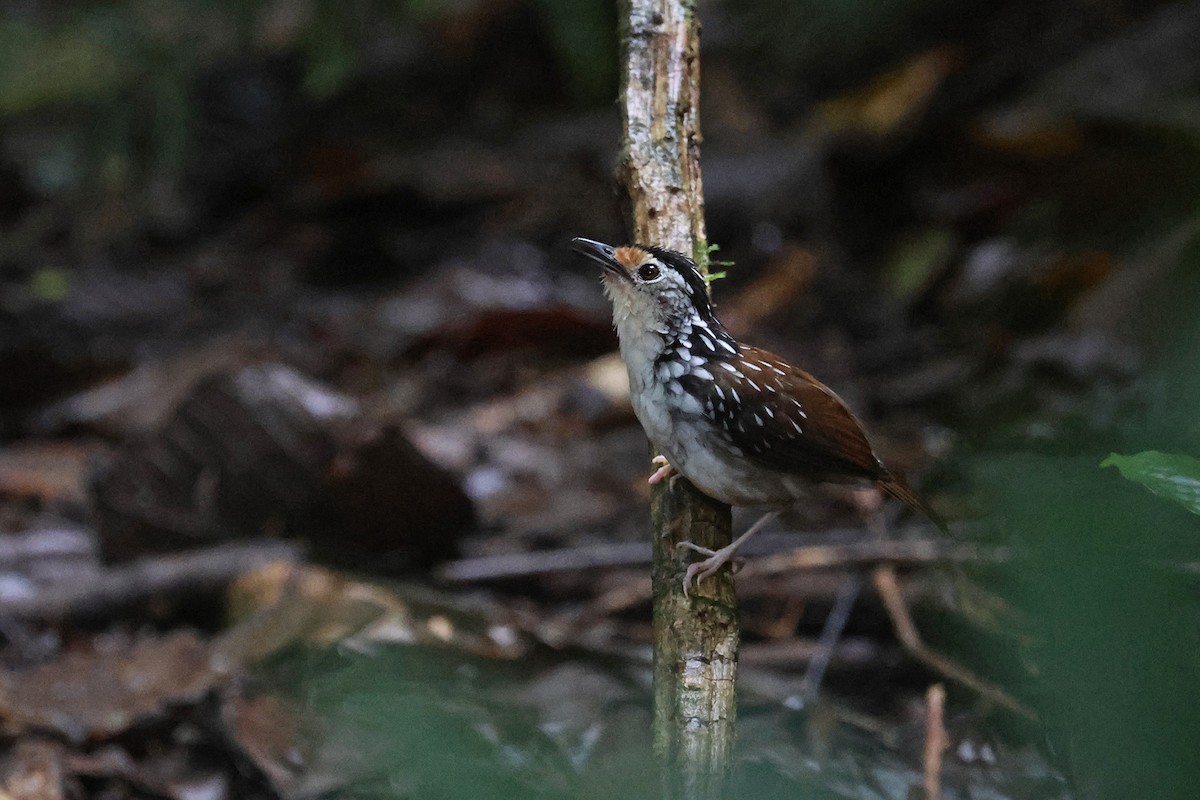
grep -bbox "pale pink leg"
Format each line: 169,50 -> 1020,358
648,454 -> 674,485
678,510 -> 781,597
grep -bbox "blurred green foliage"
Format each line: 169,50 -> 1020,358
980,451 -> 1200,798
533,0 -> 617,103
301,648 -> 662,800
292,646 -> 966,799
0,19 -> 126,116
27,267 -> 70,301
0,0 -> 615,201
730,0 -> 969,94
970,243 -> 1200,798
1101,451 -> 1200,516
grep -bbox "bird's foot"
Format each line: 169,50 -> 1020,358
648,455 -> 675,486
677,540 -> 743,598
675,511 -> 780,598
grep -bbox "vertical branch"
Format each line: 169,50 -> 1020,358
618,1 -> 737,795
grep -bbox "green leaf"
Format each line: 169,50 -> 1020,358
532,0 -> 615,102
0,20 -> 125,117
884,226 -> 956,301
1101,451 -> 1200,516
28,268 -> 69,301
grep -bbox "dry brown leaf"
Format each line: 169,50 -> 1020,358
0,632 -> 220,741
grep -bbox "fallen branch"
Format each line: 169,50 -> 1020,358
437,536 -> 1006,583
740,539 -> 1008,577
2,541 -> 300,620
872,565 -> 1036,720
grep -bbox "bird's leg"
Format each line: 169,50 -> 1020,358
678,510 -> 781,597
647,454 -> 674,486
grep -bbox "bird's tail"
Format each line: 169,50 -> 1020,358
878,476 -> 949,534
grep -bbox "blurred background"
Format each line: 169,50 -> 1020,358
1,0 -> 1199,798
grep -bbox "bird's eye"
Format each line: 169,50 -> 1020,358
637,263 -> 661,281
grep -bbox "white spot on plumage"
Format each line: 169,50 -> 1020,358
692,367 -> 714,381
697,332 -> 714,351
677,393 -> 702,415
668,360 -> 686,378
764,407 -> 774,418
792,420 -> 803,434
753,413 -> 763,426
714,385 -> 725,400
731,388 -> 740,404
747,379 -> 760,391
717,339 -> 736,354
744,361 -> 761,372
668,380 -> 683,396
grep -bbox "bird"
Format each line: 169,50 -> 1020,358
571,237 -> 946,595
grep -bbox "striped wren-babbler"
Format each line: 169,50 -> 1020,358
572,237 -> 945,594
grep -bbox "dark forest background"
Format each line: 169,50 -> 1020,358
2,1 -> 1199,798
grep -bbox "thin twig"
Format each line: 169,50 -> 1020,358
437,542 -> 650,582
739,540 -> 1007,578
1,541 -> 300,620
438,537 -> 1005,583
923,683 -> 947,800
872,565 -> 1036,720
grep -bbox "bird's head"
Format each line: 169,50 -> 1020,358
570,237 -> 719,336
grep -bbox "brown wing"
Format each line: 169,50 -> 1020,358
691,345 -> 948,531
709,345 -> 886,482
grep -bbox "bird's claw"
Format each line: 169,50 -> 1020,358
678,541 -> 742,598
676,540 -> 717,557
648,455 -> 675,486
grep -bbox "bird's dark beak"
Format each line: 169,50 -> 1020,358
571,237 -> 632,282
